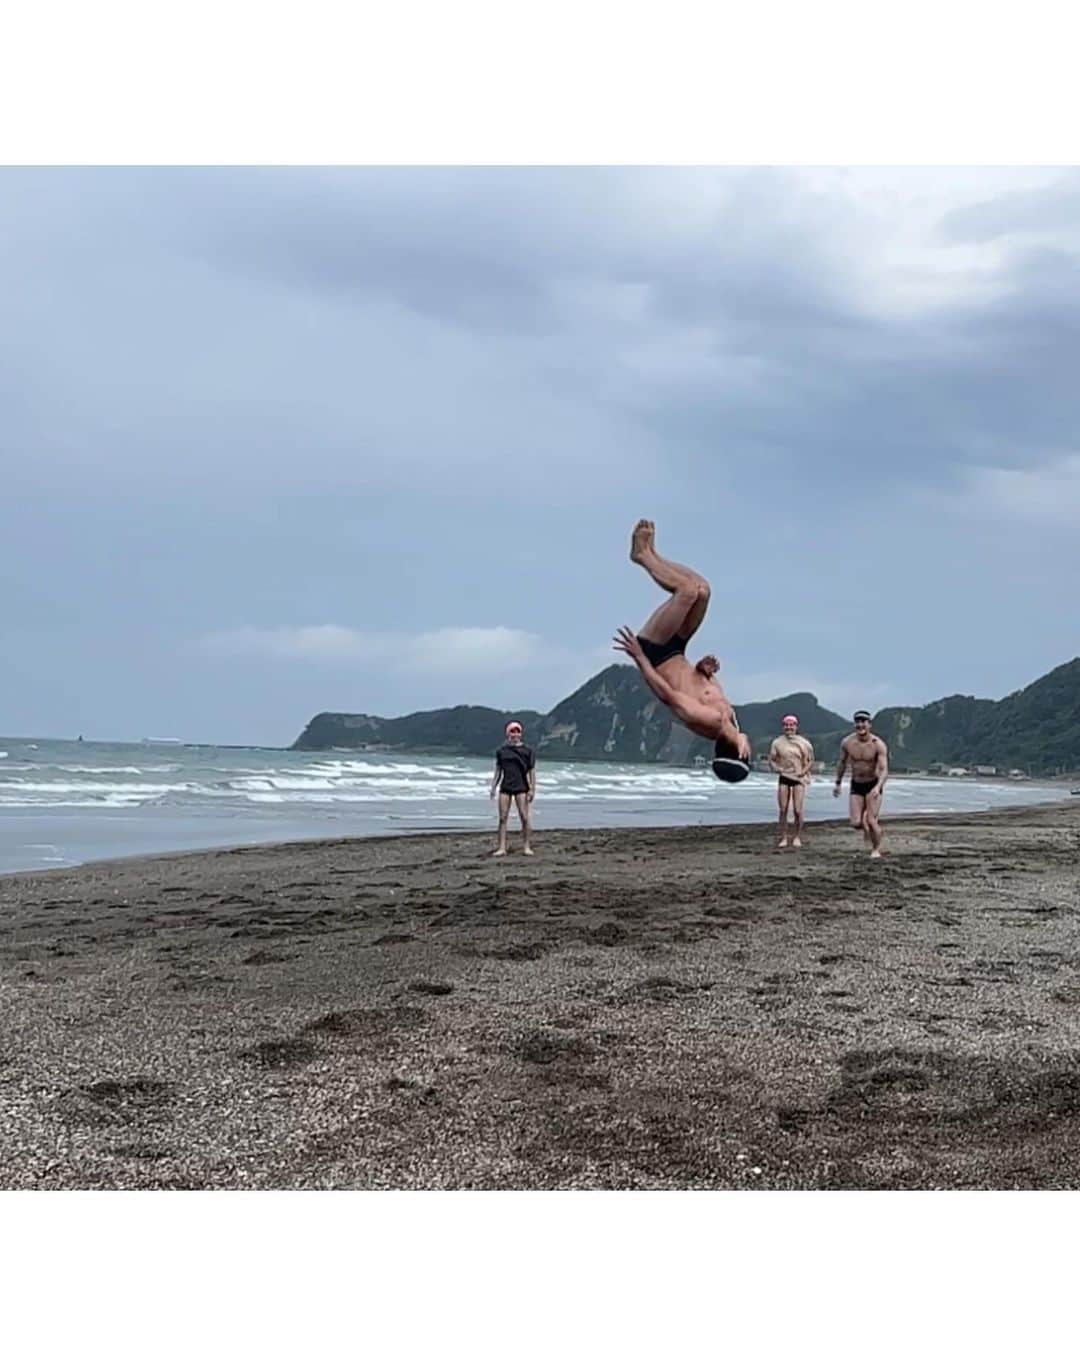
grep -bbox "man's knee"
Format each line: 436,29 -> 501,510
850,818 -> 864,831
678,579 -> 709,605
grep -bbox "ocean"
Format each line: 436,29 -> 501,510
0,736 -> 1070,876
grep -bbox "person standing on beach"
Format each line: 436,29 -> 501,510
489,721 -> 536,857
833,711 -> 889,858
769,715 -> 814,848
613,519 -> 753,782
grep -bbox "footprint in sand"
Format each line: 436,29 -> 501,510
240,1037 -> 319,1069
56,1077 -> 175,1126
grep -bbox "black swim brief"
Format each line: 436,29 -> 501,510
851,778 -> 880,797
778,774 -> 802,788
638,633 -> 689,668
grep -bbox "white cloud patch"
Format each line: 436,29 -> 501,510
932,454 -> 1080,525
732,668 -> 899,716
199,624 -> 551,676
195,628 -> 623,718
800,166 -> 1067,318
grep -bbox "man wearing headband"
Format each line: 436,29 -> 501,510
613,519 -> 752,783
833,711 -> 889,858
768,715 -> 814,848
489,721 -> 536,856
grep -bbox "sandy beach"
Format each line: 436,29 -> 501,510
2,801 -> 1079,1190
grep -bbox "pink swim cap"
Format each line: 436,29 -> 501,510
506,721 -> 523,734
782,715 -> 799,726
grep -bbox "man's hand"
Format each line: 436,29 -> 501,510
868,786 -> 882,803
527,791 -> 534,804
613,625 -> 645,663
832,783 -> 842,798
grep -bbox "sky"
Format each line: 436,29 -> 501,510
4,165 -> 1080,746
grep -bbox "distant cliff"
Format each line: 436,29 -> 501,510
291,664 -> 847,764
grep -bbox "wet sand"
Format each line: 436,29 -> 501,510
2,801 -> 1079,1190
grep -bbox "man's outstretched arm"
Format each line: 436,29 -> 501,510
614,626 -> 674,700
833,742 -> 850,797
871,740 -> 889,796
613,626 -> 698,720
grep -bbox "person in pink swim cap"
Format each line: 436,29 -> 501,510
768,714 -> 815,848
489,720 -> 536,857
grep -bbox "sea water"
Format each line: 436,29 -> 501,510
0,737 -> 1070,875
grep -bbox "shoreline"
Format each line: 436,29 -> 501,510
2,794 -> 1070,883
2,778 -> 1073,881
3,799 -> 1079,1189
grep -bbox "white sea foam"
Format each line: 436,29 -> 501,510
1,781 -> 171,796
0,762 -> 180,775
0,740 -> 1072,866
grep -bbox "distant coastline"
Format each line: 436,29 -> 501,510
290,654 -> 1080,777
3,730 -> 1077,784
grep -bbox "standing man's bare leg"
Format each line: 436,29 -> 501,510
630,519 -> 711,643
865,798 -> 884,858
516,796 -> 534,855
493,794 -> 511,856
777,782 -> 791,846
849,795 -> 865,845
791,784 -> 806,848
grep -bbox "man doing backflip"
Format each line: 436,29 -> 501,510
834,711 -> 889,858
769,714 -> 814,848
613,520 -> 752,781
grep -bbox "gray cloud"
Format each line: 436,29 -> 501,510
937,169 -> 1080,242
3,167 -> 1079,743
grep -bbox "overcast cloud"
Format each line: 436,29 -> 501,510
3,166 -> 1078,744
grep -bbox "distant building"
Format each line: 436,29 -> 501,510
974,765 -> 998,776
947,767 -> 970,777
1007,769 -> 1028,779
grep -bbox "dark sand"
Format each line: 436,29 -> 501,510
2,802 -> 1079,1190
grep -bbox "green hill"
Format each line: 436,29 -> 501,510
291,665 -> 847,764
294,705 -> 545,756
291,655 -> 1080,773
871,695 -> 997,769
872,658 -> 1080,774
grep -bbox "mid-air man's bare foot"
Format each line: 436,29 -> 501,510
491,848 -> 507,857
523,847 -> 534,856
630,518 -> 655,563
